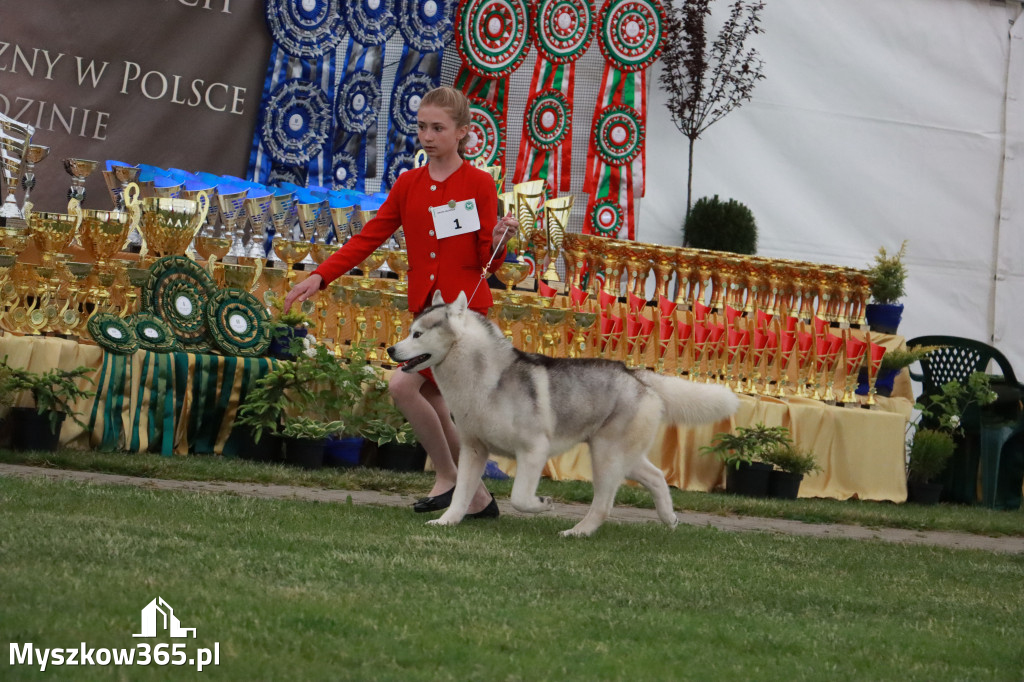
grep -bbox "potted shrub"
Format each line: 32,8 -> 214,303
266,294 -> 312,360
701,423 -> 792,497
236,340 -> 386,470
905,371 -> 997,504
856,345 -> 940,398
864,240 -> 908,334
0,358 -> 96,451
905,428 -> 955,505
761,444 -> 821,500
683,195 -> 758,254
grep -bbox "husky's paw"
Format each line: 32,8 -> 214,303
426,516 -> 459,527
559,525 -> 595,538
537,495 -> 554,511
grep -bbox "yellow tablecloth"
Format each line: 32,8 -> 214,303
0,334 -> 914,502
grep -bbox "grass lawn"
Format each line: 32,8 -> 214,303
2,475 -> 1024,682
2,447 -> 1023,538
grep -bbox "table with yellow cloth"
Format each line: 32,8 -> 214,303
0,334 -> 914,503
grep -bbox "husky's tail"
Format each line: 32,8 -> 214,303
635,370 -> 740,425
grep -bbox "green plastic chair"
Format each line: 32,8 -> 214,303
907,335 -> 1023,509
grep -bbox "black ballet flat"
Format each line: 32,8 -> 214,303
412,486 -> 455,513
465,496 -> 499,520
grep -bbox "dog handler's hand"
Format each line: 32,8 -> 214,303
283,273 -> 322,313
494,211 -> 518,251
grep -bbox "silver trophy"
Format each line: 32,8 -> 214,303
0,113 -> 35,224
21,144 -> 49,216
244,192 -> 273,259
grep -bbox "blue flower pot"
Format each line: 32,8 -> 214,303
865,303 -> 904,335
324,436 -> 364,468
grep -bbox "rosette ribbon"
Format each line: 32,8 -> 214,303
582,0 -> 665,240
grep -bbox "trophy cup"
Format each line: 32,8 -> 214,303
539,306 -> 568,357
650,246 -> 677,301
79,202 -> 134,273
383,290 -> 410,353
0,114 -> 35,225
385,248 -> 410,292
222,262 -> 262,293
20,144 -> 49,216
561,232 -> 587,291
673,249 -> 700,308
137,192 -> 210,258
244,193 -> 273,260
542,195 -> 572,282
29,207 -> 82,267
568,310 -> 598,359
624,243 -> 654,299
63,158 -> 99,205
218,187 -> 249,259
268,192 -> 297,267
350,287 -> 383,362
357,248 -> 389,288
330,204 -> 355,244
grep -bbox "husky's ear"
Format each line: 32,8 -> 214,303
450,291 -> 468,315
432,290 -> 446,306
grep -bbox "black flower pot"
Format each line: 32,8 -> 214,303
10,407 -> 64,452
377,442 -> 427,472
725,461 -> 772,497
907,480 -> 943,505
768,470 -> 804,500
229,425 -> 283,463
283,436 -> 324,469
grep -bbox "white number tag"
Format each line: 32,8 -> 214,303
430,199 -> 481,240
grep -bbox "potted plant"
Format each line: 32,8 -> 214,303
266,293 -> 312,360
865,240 -> 908,334
905,428 -> 956,504
683,195 -> 758,254
235,340 -> 387,470
701,423 -> 792,497
0,358 -> 96,451
761,444 -> 821,500
856,345 -> 940,397
905,371 -> 997,504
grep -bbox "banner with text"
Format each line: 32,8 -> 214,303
0,0 -> 272,213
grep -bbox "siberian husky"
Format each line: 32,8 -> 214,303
387,291 -> 739,537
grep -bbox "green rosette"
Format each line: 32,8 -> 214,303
87,312 -> 140,355
132,312 -> 179,353
205,288 -> 272,358
142,255 -> 216,352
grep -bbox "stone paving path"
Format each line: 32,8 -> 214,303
2,463 -> 1022,554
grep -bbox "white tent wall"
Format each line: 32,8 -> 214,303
638,0 -> 1024,374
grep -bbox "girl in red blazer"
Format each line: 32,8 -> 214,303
285,86 -> 517,518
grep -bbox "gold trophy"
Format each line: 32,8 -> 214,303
0,114 -> 35,225
79,201 -> 134,273
222,262 -> 262,293
194,234 -> 233,282
542,194 -> 573,282
330,204 -> 355,243
268,192 -> 297,267
29,207 -> 82,267
137,192 -> 210,258
624,243 -> 653,299
568,310 -> 598,358
385,248 -> 410,292
561,232 -> 587,291
357,248 -> 389,288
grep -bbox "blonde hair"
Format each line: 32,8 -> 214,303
421,86 -> 471,157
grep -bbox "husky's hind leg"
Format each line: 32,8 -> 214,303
627,457 -> 678,529
509,446 -> 554,514
428,444 -> 488,527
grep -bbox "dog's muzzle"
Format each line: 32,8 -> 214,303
387,346 -> 430,372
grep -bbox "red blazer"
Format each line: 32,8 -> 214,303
312,161 -> 504,314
